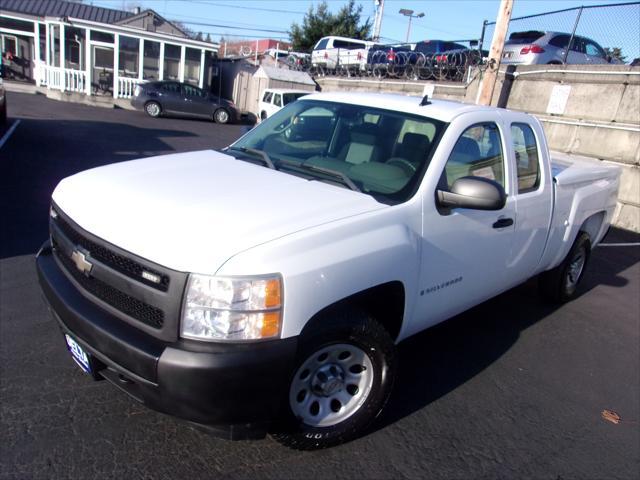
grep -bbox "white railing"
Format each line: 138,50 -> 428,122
117,77 -> 145,99
64,68 -> 87,93
34,63 -> 87,93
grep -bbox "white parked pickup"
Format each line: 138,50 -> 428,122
37,93 -> 620,450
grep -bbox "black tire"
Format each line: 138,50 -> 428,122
272,308 -> 396,450
214,108 -> 230,124
0,102 -> 7,125
144,101 -> 161,118
539,232 -> 591,303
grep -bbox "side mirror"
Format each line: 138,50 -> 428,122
437,176 -> 506,211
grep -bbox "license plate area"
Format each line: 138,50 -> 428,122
65,334 -> 92,374
503,52 -> 513,59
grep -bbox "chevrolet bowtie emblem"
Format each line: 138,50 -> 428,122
71,250 -> 93,275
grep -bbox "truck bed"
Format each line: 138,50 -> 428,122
550,151 -> 621,186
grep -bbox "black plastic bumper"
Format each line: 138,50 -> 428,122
36,241 -> 297,439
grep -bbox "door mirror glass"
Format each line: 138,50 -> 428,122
437,176 -> 506,211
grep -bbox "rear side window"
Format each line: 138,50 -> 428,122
333,40 -> 365,49
511,123 -> 540,193
444,123 -> 505,189
263,91 -> 273,103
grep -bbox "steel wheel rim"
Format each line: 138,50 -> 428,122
289,343 -> 374,428
146,103 -> 159,116
216,110 -> 229,123
566,247 -> 586,289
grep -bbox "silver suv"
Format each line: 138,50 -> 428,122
501,30 -> 620,65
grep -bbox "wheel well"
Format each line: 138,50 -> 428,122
302,282 -> 405,341
580,211 -> 606,244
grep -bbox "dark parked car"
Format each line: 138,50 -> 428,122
131,81 -> 239,124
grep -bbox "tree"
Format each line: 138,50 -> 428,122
289,0 -> 372,52
604,47 -> 626,63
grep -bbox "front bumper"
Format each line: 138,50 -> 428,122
36,241 -> 297,439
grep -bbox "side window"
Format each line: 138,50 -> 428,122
263,91 -> 273,103
549,35 -> 570,48
444,123 -> 505,189
511,123 -> 541,193
161,82 -> 180,93
274,94 -> 282,107
585,41 -> 605,58
182,85 -> 202,97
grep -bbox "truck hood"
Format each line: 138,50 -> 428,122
52,150 -> 386,273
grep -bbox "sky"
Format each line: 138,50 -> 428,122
90,0 -> 640,59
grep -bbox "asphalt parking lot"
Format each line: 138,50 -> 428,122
1,91 -> 639,479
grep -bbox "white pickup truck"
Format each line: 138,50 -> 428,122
37,92 -> 620,450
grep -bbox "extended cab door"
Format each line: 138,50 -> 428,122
412,114 -> 517,335
503,115 -> 554,283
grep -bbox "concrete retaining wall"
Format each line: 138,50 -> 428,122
316,65 -> 640,232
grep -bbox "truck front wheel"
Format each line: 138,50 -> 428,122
539,232 -> 591,303
272,308 -> 396,450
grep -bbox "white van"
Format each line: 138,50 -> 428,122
311,36 -> 380,71
258,88 -> 310,120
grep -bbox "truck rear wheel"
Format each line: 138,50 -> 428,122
539,232 -> 591,303
272,308 -> 396,450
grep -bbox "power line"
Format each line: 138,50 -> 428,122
176,20 -> 289,34
186,1 -> 306,15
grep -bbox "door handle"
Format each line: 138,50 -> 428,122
493,218 -> 514,229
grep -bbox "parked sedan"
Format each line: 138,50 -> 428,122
501,31 -> 620,65
131,81 -> 239,124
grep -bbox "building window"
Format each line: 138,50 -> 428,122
2,35 -> 17,56
164,44 -> 180,80
90,31 -> 114,44
118,35 -> 139,78
94,46 -> 114,69
184,47 -> 201,84
143,40 -> 160,80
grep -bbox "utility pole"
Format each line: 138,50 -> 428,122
372,0 -> 385,43
477,0 -> 514,106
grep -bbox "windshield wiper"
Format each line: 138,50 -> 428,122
278,159 -> 361,193
226,146 -> 275,170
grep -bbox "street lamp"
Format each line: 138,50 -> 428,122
399,8 -> 425,43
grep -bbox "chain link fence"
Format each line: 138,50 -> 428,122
481,2 -> 640,65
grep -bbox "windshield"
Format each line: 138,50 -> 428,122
229,99 -> 445,203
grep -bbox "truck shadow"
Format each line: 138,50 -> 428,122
372,226 -> 639,433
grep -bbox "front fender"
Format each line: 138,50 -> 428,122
216,208 -> 421,339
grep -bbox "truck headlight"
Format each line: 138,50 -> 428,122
181,273 -> 282,342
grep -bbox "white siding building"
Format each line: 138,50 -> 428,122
0,0 -> 218,99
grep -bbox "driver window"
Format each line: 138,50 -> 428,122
443,123 -> 505,189
274,94 -> 283,107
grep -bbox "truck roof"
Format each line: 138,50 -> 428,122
301,92 -> 503,123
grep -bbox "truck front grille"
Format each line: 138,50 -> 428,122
49,205 -> 188,341
53,240 -> 165,329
